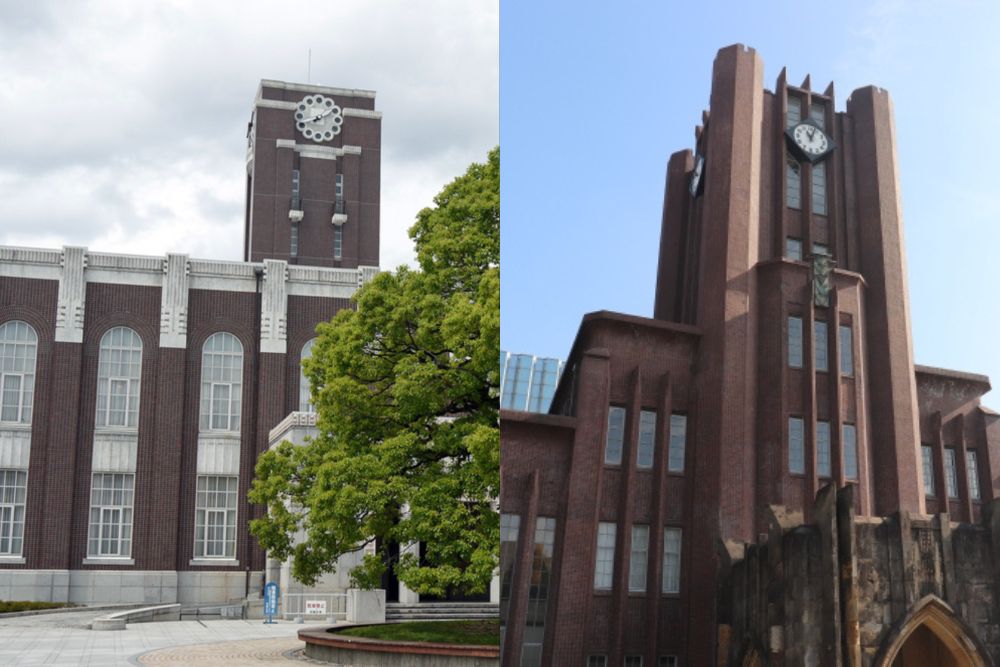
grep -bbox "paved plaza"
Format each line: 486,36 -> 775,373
0,608 -> 329,666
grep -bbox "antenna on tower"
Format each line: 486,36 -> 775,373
307,49 -> 312,83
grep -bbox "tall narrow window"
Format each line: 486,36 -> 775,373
0,321 -> 37,424
637,410 -> 656,469
816,421 -> 831,478
290,223 -> 299,257
788,316 -> 803,368
789,417 -> 805,474
843,424 -> 858,481
840,325 -> 854,376
333,224 -> 343,260
786,238 -> 803,261
199,333 -> 243,432
944,448 -> 959,499
667,414 -> 687,472
625,657 -> 643,667
605,406 -> 625,465
922,445 -> 935,496
662,527 -> 682,594
499,513 -> 520,633
87,473 -> 134,557
299,338 -> 317,412
628,525 -> 649,592
966,451 -> 981,500
815,320 -> 828,372
194,475 -> 238,558
291,169 -> 301,210
96,327 -> 142,428
588,657 -> 608,667
786,156 -> 801,209
809,100 -> 825,129
334,174 -> 345,215
0,470 -> 27,556
787,94 -> 802,128
521,516 -> 556,667
500,353 -> 531,410
811,161 -> 827,215
594,522 -> 616,590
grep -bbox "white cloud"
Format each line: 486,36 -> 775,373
0,0 -> 498,268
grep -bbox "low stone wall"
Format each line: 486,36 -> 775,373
91,603 -> 181,630
299,626 -> 499,666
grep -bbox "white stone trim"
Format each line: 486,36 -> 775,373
189,558 -> 240,567
258,79 -> 376,99
196,434 -> 241,475
91,431 -> 139,473
331,214 -> 348,226
342,108 -> 382,119
276,138 -> 296,148
82,557 -> 135,566
87,252 -> 163,287
268,410 -> 318,444
0,247 -> 62,281
342,145 -> 362,155
288,209 -> 304,222
55,246 -> 86,343
159,254 -> 190,349
188,259 -> 259,293
260,260 -> 288,354
0,557 -> 25,564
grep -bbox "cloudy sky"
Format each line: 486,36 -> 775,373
0,0 -> 498,270
502,0 -> 1000,400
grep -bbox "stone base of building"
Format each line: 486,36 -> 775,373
0,569 -> 264,606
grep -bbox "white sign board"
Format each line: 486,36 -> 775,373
305,600 -> 327,615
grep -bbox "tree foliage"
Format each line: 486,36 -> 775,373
249,148 -> 499,596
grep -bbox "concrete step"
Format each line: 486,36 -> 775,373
385,602 -> 499,621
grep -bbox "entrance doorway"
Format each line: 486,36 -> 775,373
891,625 -> 963,667
876,596 -> 988,667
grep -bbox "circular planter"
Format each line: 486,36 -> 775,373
299,624 -> 499,666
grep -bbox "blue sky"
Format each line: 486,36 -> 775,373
500,0 -> 1000,401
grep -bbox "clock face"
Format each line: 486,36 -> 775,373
294,94 -> 344,143
791,122 -> 830,158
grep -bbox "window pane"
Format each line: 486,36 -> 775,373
944,448 -> 959,499
605,407 -> 625,465
786,156 -> 801,209
0,471 -> 26,556
922,445 -> 935,496
194,475 -> 238,559
668,414 -> 686,472
788,317 -> 803,368
662,527 -> 682,594
299,338 -> 317,412
200,333 -> 243,432
966,451 -> 981,501
787,94 -> 801,128
840,325 -> 853,376
843,424 -> 858,481
786,238 -> 802,261
628,525 -> 649,592
814,321 -> 828,372
637,411 -> 656,469
789,417 -> 805,474
594,522 -> 616,590
816,421 -> 831,477
811,161 -> 827,215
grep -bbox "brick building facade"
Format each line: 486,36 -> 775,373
500,45 -> 1000,665
0,80 -> 380,605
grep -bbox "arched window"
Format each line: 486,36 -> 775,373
199,333 -> 243,432
0,321 -> 38,424
299,338 -> 317,412
95,327 -> 142,428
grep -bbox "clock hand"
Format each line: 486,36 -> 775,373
310,107 -> 336,122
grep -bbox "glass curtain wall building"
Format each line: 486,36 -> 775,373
500,350 -> 565,413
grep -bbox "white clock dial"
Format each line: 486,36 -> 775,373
792,123 -> 829,156
294,94 -> 344,143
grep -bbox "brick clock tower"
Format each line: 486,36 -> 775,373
244,80 -> 381,268
500,44 -> 1000,665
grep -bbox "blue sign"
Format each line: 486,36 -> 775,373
263,582 -> 279,622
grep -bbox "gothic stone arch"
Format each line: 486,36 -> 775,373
874,595 -> 994,667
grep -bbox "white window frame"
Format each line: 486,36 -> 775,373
0,321 -> 38,425
194,475 -> 239,559
594,522 -> 616,590
628,525 -> 649,592
199,333 -> 243,433
87,472 -> 134,558
662,527 -> 682,595
0,470 -> 27,556
605,407 -> 625,465
96,327 -> 143,429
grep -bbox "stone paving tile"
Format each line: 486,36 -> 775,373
136,637 -> 305,664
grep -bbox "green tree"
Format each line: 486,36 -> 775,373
249,148 -> 499,596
